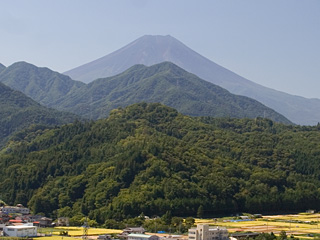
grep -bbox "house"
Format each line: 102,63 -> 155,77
98,234 -> 112,240
0,213 -> 10,224
118,227 -> 146,239
39,217 -> 53,227
162,235 -> 186,240
1,205 -> 30,215
230,232 -> 260,239
188,224 -> 229,240
3,225 -> 37,237
9,219 -> 24,225
57,217 -> 69,226
128,233 -> 159,240
306,210 -> 315,214
124,227 -> 146,234
27,215 -> 45,223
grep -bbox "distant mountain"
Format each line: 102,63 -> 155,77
0,62 -> 85,107
0,61 -> 289,124
0,63 -> 5,73
0,82 -> 79,147
58,62 -> 291,124
64,35 -> 320,125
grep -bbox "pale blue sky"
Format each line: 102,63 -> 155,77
1,0 -> 319,99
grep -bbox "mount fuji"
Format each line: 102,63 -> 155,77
64,35 -> 320,125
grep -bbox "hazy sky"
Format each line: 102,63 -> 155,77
1,0 -> 319,99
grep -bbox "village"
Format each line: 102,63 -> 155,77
1,204 -> 320,240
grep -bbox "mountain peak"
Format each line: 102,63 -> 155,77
0,61 -> 85,107
138,34 -> 177,42
63,35 -> 320,125
63,34 -> 193,83
8,61 -> 38,69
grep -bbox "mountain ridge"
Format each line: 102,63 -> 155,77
64,35 -> 320,125
0,60 -> 291,124
0,61 -> 85,107
59,62 -> 291,124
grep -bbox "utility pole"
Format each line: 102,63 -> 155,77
83,217 -> 89,240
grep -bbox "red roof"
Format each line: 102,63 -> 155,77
9,220 -> 22,223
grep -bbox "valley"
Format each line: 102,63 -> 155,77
1,2 -> 319,240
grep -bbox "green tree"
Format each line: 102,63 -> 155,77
197,205 -> 204,218
162,211 -> 172,225
279,231 -> 287,240
185,217 -> 195,228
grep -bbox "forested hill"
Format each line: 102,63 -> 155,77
0,61 -> 290,124
1,103 -> 320,223
0,82 -> 79,147
0,61 -> 85,107
56,62 -> 291,124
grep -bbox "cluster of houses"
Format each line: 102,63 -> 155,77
116,225 -> 229,240
0,204 -> 230,240
0,204 -> 55,237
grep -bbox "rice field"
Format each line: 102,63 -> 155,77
52,226 -> 122,236
196,213 -> 320,238
29,213 -> 320,240
37,237 -> 76,240
34,226 -> 122,240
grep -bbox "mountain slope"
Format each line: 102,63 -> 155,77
0,103 -> 319,221
0,62 -> 85,107
0,82 -> 79,147
64,35 -> 320,125
0,61 -> 290,124
58,62 -> 291,124
0,63 -> 5,73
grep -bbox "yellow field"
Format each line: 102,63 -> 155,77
37,237 -> 76,240
36,213 -> 320,240
195,213 -> 320,238
52,227 -> 122,236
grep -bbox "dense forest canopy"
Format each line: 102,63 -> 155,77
0,103 -> 319,225
0,82 -> 79,147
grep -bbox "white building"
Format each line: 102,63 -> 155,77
188,224 -> 229,240
128,233 -> 159,240
1,205 -> 30,215
3,225 -> 37,237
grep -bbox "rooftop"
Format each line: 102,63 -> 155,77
5,225 -> 36,229
128,233 -> 154,238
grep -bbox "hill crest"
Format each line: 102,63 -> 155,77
0,61 -> 85,107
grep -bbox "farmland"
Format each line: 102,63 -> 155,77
7,213 -> 320,240
196,213 -> 320,238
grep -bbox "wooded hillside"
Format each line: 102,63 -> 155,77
0,103 -> 319,224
